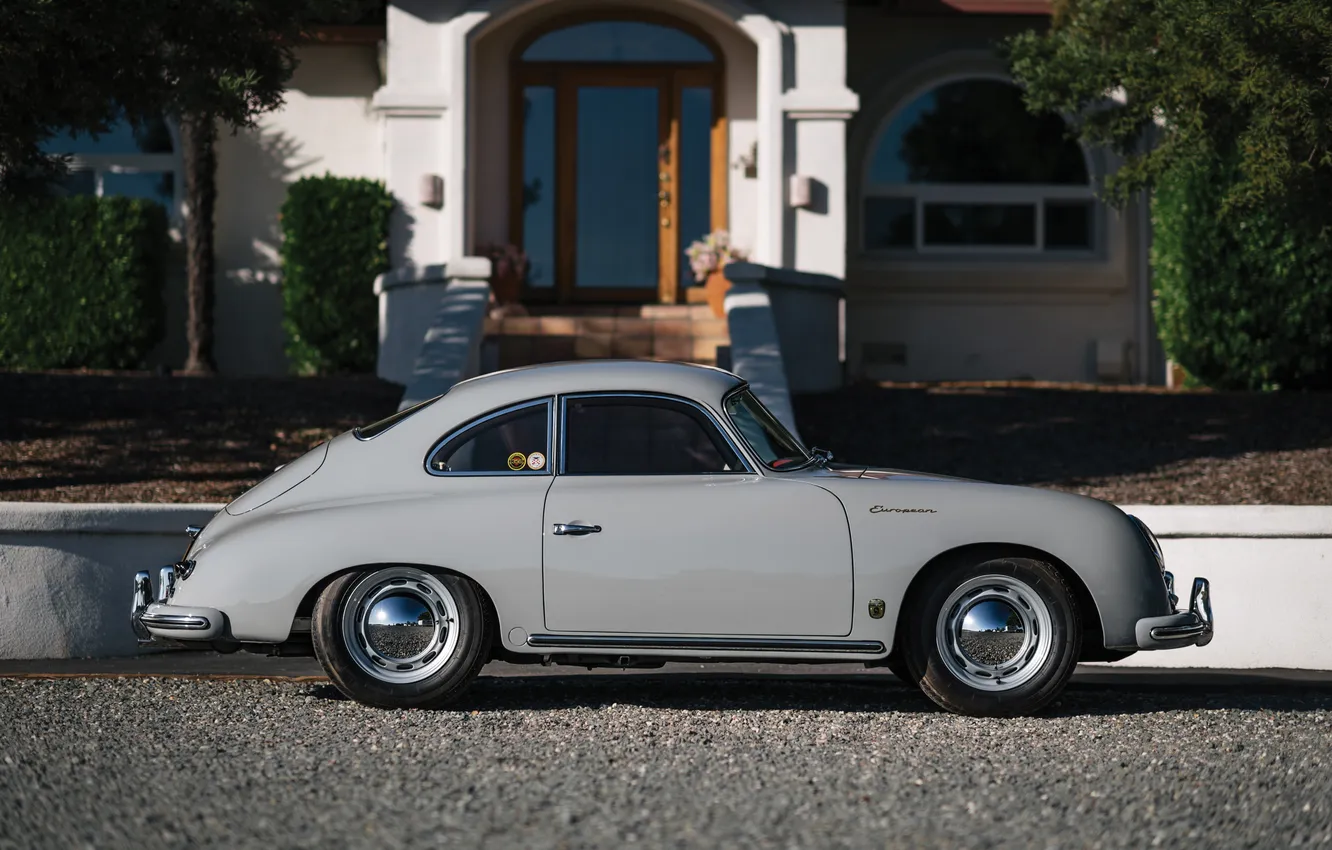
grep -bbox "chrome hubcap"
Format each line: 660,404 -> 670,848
341,567 -> 460,684
936,575 -> 1053,692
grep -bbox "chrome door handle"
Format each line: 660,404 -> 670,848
553,523 -> 602,536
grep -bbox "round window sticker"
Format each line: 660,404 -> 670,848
507,452 -> 527,471
526,452 -> 546,471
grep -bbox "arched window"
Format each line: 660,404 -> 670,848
862,78 -> 1095,254
521,20 -> 715,63
41,112 -> 178,213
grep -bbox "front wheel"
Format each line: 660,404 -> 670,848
904,557 -> 1081,717
313,566 -> 491,709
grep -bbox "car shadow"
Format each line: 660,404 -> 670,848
304,671 -> 1332,718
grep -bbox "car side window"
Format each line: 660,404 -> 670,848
428,400 -> 551,475
562,395 -> 743,475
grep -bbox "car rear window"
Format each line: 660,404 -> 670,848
355,395 -> 441,440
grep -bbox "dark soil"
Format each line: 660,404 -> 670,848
1,372 -> 1329,504
795,381 -> 1332,505
0,371 -> 402,503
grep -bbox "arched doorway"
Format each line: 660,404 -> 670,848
509,14 -> 727,305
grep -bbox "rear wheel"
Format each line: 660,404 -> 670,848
312,566 -> 491,709
904,556 -> 1080,717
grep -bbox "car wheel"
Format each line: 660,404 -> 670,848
883,653 -> 919,689
312,566 -> 491,709
905,556 -> 1080,717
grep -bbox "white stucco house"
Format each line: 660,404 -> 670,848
53,0 -> 1162,385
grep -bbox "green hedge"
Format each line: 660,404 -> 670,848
1152,156 -> 1332,391
280,175 -> 393,375
0,195 -> 167,369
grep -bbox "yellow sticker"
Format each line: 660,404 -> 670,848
507,452 -> 527,471
527,451 -> 546,471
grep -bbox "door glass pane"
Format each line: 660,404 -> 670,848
575,86 -> 659,289
523,21 -> 714,63
521,86 -> 556,288
428,402 -> 550,474
678,86 -> 712,291
564,397 -> 739,474
922,203 -> 1036,247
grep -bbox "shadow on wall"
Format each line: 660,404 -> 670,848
793,384 -> 1332,502
213,128 -> 322,376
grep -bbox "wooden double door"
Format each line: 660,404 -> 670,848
511,65 -> 725,304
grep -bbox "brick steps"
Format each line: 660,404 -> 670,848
485,304 -> 729,370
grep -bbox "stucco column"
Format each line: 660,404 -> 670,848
782,21 -> 858,279
373,1 -> 452,269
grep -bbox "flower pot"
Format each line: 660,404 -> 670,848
704,269 -> 730,319
490,271 -> 523,306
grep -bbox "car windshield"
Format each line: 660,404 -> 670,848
723,389 -> 810,469
355,395 -> 442,440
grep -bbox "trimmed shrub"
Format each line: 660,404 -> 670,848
1152,156 -> 1332,391
279,175 -> 393,375
0,195 -> 167,369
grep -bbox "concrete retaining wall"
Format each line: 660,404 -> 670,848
1,502 -> 1328,666
0,503 -> 224,659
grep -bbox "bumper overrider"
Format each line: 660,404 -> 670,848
130,563 -> 226,645
1134,571 -> 1214,650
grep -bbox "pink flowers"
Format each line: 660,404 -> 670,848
684,230 -> 747,282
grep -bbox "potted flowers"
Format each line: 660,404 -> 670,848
477,243 -> 530,309
685,230 -> 748,318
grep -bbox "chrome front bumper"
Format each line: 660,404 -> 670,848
130,563 -> 224,644
1134,574 -> 1214,650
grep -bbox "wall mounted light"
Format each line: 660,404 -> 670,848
420,174 -> 444,209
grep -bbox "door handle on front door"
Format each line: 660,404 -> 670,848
552,523 -> 602,536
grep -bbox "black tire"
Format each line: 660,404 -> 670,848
904,556 -> 1080,717
313,567 -> 491,709
883,653 -> 919,689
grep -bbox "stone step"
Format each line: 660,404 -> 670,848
485,304 -> 730,370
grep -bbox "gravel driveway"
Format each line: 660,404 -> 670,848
3,673 -> 1330,849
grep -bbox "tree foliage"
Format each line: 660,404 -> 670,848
1005,0 -> 1332,209
0,0 -> 368,191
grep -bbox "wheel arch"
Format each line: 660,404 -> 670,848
294,562 -> 503,652
893,542 -> 1113,660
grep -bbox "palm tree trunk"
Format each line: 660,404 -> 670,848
181,111 -> 217,373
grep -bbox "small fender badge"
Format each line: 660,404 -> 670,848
526,451 -> 546,471
869,506 -> 937,514
507,452 -> 527,471
868,599 -> 885,619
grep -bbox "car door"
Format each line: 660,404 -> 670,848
541,392 -> 853,636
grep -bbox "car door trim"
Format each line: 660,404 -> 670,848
524,634 -> 884,653
557,391 -> 755,475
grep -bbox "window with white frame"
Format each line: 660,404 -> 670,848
862,77 -> 1095,255
40,113 -> 178,214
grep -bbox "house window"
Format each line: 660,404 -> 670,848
862,78 -> 1095,255
40,113 -> 179,214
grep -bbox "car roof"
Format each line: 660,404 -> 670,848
445,360 -> 746,410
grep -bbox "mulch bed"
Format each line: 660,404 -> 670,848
0,371 -> 402,503
795,381 -> 1332,505
1,372 -> 1330,504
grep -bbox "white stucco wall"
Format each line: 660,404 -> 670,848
843,11 -> 1146,384
2,502 -> 1328,668
211,45 -> 382,375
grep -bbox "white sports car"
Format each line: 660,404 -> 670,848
132,360 -> 1212,716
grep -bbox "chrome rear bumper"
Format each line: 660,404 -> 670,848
1135,575 -> 1214,649
131,564 -> 223,644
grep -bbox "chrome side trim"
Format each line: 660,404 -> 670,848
423,397 -> 554,478
140,612 -> 212,631
526,634 -> 885,654
557,392 -> 754,475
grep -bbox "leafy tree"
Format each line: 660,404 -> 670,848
0,0 -> 370,371
1005,0 -> 1332,210
1006,0 -> 1332,390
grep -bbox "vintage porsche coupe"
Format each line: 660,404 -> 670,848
131,360 -> 1213,716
